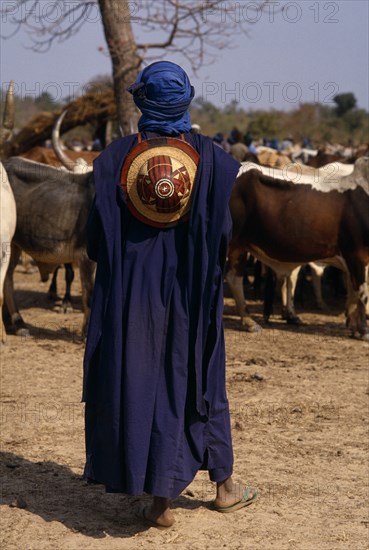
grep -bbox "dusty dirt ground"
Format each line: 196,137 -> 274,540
1,266 -> 368,550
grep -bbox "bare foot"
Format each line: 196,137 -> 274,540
141,497 -> 175,528
215,477 -> 257,510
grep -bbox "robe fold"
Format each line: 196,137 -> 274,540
83,131 -> 240,498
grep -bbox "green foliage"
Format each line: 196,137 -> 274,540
1,79 -> 367,147
247,111 -> 281,140
190,96 -> 368,146
333,93 -> 357,117
0,93 -> 39,129
342,108 -> 367,132
34,92 -> 58,112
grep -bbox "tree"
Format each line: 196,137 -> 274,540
333,92 -> 357,117
224,100 -> 239,116
247,111 -> 280,139
342,108 -> 367,132
34,91 -> 58,111
1,0 -> 279,133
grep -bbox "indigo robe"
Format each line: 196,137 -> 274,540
83,131 -> 240,498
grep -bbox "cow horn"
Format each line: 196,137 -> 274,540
52,110 -> 79,171
0,80 -> 15,145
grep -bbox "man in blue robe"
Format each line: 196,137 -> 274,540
83,61 -> 257,527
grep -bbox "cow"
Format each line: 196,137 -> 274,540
20,146 -> 98,169
240,160 -> 355,180
19,111 -> 97,311
225,255 -> 325,332
227,157 -> 369,340
262,261 -> 326,325
226,160 -> 355,329
3,157 -> 95,337
0,162 -> 17,342
47,263 -> 75,313
47,110 -> 97,306
291,148 -> 318,165
255,146 -> 291,169
50,110 -> 95,174
306,146 -> 369,168
0,82 -> 17,343
19,111 -> 99,171
306,149 -> 347,168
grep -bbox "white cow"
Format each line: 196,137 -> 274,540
291,148 -> 318,164
0,162 -> 16,342
0,81 -> 16,342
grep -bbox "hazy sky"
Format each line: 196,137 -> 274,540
1,0 -> 368,111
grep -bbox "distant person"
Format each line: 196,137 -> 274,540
281,136 -> 294,151
228,127 -> 240,146
248,143 -> 257,155
213,132 -> 228,150
244,131 -> 253,147
191,123 -> 201,134
229,129 -> 248,162
302,137 -> 313,149
244,132 -> 257,155
269,138 -> 280,151
92,138 -> 103,152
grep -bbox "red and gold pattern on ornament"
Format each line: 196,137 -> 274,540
120,136 -> 199,228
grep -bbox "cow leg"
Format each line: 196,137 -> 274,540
344,260 -> 368,339
365,266 -> 369,319
49,264 -> 74,313
47,266 -> 60,302
79,256 -> 95,337
62,263 -> 74,313
0,298 -> 5,344
0,238 -> 13,343
252,259 -> 263,299
0,303 -> 6,343
309,263 -> 326,309
280,267 -> 303,325
3,243 -> 30,337
263,267 -> 276,323
225,269 -> 262,332
20,251 -> 37,274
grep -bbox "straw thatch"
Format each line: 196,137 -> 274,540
8,88 -> 117,156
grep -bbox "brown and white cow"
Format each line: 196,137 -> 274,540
227,157 -> 369,339
20,146 -> 99,169
226,160 -> 354,329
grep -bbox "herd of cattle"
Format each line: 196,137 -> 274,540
1,83 -> 369,342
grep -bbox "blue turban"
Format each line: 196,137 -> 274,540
128,61 -> 195,136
